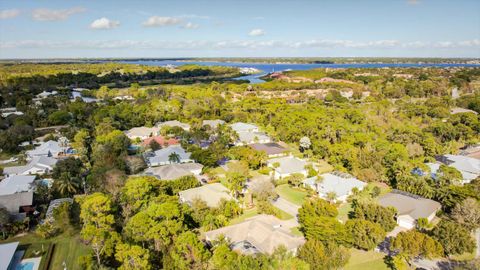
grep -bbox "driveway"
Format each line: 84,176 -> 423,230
271,197 -> 300,218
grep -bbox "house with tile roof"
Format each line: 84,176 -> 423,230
144,163 -> 203,180
204,214 -> 305,255
3,156 -> 58,177
124,126 -> 160,140
378,190 -> 441,229
0,175 -> 36,214
250,142 -> 288,158
146,145 -> 193,166
179,183 -> 234,208
267,156 -> 308,180
303,172 -> 367,202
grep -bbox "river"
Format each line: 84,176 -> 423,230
122,60 -> 480,83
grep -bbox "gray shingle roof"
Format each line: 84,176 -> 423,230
0,175 -> 36,195
378,190 -> 441,220
144,163 -> 203,180
179,183 -> 233,207
267,156 -> 307,174
303,172 -> 367,198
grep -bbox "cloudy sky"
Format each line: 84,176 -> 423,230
0,0 -> 479,59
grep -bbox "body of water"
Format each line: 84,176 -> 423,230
123,60 -> 480,83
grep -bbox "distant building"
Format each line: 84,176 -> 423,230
230,122 -> 259,133
0,175 -> 36,216
36,90 -> 58,99
202,119 -> 225,129
434,154 -> 480,184
450,107 -> 478,115
124,127 -> 160,140
250,142 -> 288,158
204,214 -> 305,255
142,136 -> 179,147
179,183 -> 234,208
267,156 -> 308,180
26,140 -> 70,160
144,163 -> 203,180
3,156 -> 58,177
146,145 -> 193,166
378,190 -> 441,229
303,172 -> 367,202
156,120 -> 191,131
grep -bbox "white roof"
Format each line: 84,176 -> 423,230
443,154 -> 480,174
0,242 -> 19,270
124,126 -> 159,138
26,140 -> 65,157
156,120 -> 190,130
202,119 -> 225,128
0,175 -> 36,196
3,156 -> 58,175
179,183 -> 234,207
304,172 -> 367,197
230,122 -> 259,132
144,163 -> 203,180
237,131 -> 271,144
147,145 -> 191,165
267,156 -> 307,174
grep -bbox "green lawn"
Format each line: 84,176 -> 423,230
1,232 -> 90,270
337,202 -> 353,223
275,184 -> 308,206
229,208 -> 259,225
344,248 -> 388,270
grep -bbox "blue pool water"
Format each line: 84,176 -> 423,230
16,262 -> 34,270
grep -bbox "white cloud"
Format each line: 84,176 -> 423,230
2,39 -> 479,51
90,17 -> 120,29
32,7 -> 86,21
0,9 -> 20,20
183,22 -> 199,29
142,16 -> 183,27
178,14 -> 210,19
249,29 -> 265,37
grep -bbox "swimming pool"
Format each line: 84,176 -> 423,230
16,262 -> 34,270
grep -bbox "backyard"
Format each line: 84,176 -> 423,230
344,248 -> 389,270
1,233 -> 90,270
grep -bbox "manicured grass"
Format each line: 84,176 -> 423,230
344,248 -> 388,270
275,184 -> 308,206
1,233 -> 90,270
337,202 -> 353,223
50,235 -> 91,270
290,227 -> 303,237
229,208 -> 258,225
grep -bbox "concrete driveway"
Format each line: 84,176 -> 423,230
271,197 -> 300,218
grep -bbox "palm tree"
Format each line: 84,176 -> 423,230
168,152 -> 181,164
54,172 -> 81,196
326,192 -> 337,203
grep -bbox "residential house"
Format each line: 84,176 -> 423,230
236,131 -> 271,146
250,142 -> 288,158
204,214 -> 305,255
378,190 -> 441,229
0,242 -> 19,270
432,154 -> 480,184
230,122 -> 259,133
156,120 -> 191,131
144,163 -> 203,180
0,175 -> 36,215
459,144 -> 480,160
25,140 -> 70,159
267,156 -> 308,180
202,119 -> 225,129
142,135 -> 179,148
3,156 -> 58,177
146,145 -> 193,166
179,183 -> 234,208
1,107 -> 24,118
302,172 -> 367,202
124,126 -> 159,140
36,90 -> 58,99
450,107 -> 478,115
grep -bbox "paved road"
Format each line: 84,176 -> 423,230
271,197 -> 300,218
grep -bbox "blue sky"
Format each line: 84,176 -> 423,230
0,0 -> 479,58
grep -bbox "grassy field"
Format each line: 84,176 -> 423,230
344,248 -> 389,270
1,233 -> 90,270
275,184 -> 308,206
337,202 -> 353,223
